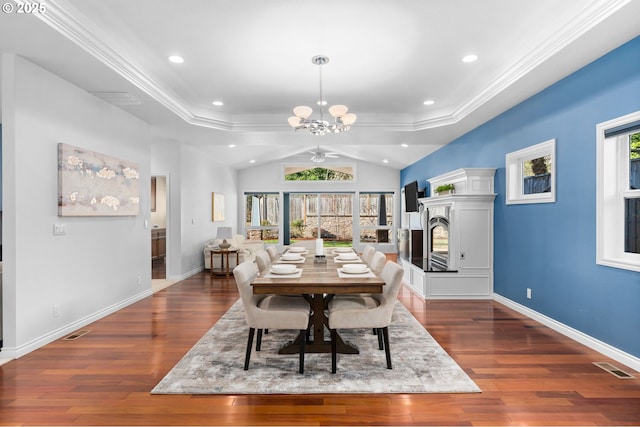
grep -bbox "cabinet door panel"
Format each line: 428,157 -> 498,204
458,208 -> 491,269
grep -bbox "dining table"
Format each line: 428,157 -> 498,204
251,248 -> 385,355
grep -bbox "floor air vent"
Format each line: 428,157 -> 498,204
593,362 -> 635,379
63,330 -> 91,341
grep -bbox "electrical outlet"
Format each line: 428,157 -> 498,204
53,304 -> 61,318
526,288 -> 532,299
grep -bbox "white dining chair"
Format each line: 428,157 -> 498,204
265,245 -> 280,262
361,245 -> 375,264
232,260 -> 311,374
254,249 -> 272,273
327,261 -> 404,373
369,251 -> 387,275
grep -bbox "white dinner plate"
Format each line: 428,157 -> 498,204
340,267 -> 370,274
288,247 -> 306,253
270,265 -> 297,275
337,254 -> 359,261
281,254 -> 303,261
270,268 -> 300,275
333,247 -> 353,253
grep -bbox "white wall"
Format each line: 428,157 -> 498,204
151,139 -> 238,280
238,158 -> 400,251
1,54 -> 152,358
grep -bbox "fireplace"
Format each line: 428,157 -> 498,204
427,205 -> 450,271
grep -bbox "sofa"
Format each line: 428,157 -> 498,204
204,234 -> 265,270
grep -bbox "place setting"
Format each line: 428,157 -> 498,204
337,262 -> 375,278
263,263 -> 303,278
333,251 -> 362,263
278,252 -> 306,263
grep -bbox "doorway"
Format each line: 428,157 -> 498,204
150,175 -> 168,285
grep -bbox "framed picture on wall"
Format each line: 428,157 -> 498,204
212,192 -> 225,221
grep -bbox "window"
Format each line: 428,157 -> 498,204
506,139 -> 556,204
596,111 -> 640,271
245,193 -> 279,242
283,164 -> 355,181
359,193 -> 393,244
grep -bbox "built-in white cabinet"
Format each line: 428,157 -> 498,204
401,168 -> 496,299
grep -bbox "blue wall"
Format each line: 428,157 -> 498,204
401,36 -> 640,358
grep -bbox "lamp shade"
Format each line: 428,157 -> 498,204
328,104 -> 348,118
293,105 -> 313,119
288,116 -> 302,127
341,113 -> 357,126
216,226 -> 232,240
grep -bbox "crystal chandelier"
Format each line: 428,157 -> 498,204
288,56 -> 357,136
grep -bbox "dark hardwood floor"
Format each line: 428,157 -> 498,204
1,267 -> 639,426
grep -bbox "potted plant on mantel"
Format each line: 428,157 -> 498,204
435,183 -> 455,195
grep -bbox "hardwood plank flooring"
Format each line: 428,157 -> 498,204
1,269 -> 639,426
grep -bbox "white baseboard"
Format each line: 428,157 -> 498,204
169,265 -> 203,282
1,289 -> 152,360
493,293 -> 640,372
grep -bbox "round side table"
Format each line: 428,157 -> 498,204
210,247 -> 239,277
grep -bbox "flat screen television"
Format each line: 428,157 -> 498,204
404,180 -> 419,212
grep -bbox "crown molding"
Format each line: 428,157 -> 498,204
26,0 -> 631,134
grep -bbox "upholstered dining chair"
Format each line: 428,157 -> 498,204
265,245 -> 280,262
369,251 -> 387,275
327,261 -> 404,374
361,245 -> 375,264
232,261 -> 311,374
254,249 -> 272,273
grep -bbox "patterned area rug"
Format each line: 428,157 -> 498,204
152,300 -> 481,394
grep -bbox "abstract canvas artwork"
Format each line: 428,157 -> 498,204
58,143 -> 141,216
212,192 -> 225,221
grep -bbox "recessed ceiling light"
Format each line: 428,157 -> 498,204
212,100 -> 224,106
462,54 -> 478,63
168,55 -> 184,64
383,159 -> 389,164
401,143 -> 409,148
423,100 -> 435,106
249,159 -> 256,164
317,100 -> 327,106
228,144 -> 236,148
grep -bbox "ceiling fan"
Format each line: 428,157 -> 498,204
307,145 -> 339,163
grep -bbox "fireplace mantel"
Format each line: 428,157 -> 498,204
400,168 -> 496,299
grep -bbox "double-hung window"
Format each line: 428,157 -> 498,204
596,111 -> 640,271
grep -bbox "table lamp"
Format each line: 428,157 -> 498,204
216,226 -> 233,249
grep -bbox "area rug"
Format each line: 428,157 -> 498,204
151,300 -> 481,394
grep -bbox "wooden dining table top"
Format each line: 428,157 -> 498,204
251,251 -> 384,295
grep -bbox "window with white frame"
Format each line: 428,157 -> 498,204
505,139 -> 556,205
596,111 -> 640,272
245,193 -> 279,242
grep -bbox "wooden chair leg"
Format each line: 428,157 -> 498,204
330,329 -> 338,374
382,326 -> 392,369
256,329 -> 263,351
298,329 -> 306,374
377,328 -> 384,350
244,327 -> 255,370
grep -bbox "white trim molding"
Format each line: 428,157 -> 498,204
494,293 -> 640,372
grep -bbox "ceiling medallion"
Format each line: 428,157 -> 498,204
288,56 -> 357,136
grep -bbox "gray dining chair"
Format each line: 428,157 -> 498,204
327,261 -> 404,374
361,245 -> 375,264
232,260 -> 311,374
254,249 -> 272,273
265,245 -> 280,262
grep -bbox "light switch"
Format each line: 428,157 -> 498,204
53,224 -> 66,235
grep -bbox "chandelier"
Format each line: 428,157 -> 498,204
288,55 -> 357,136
